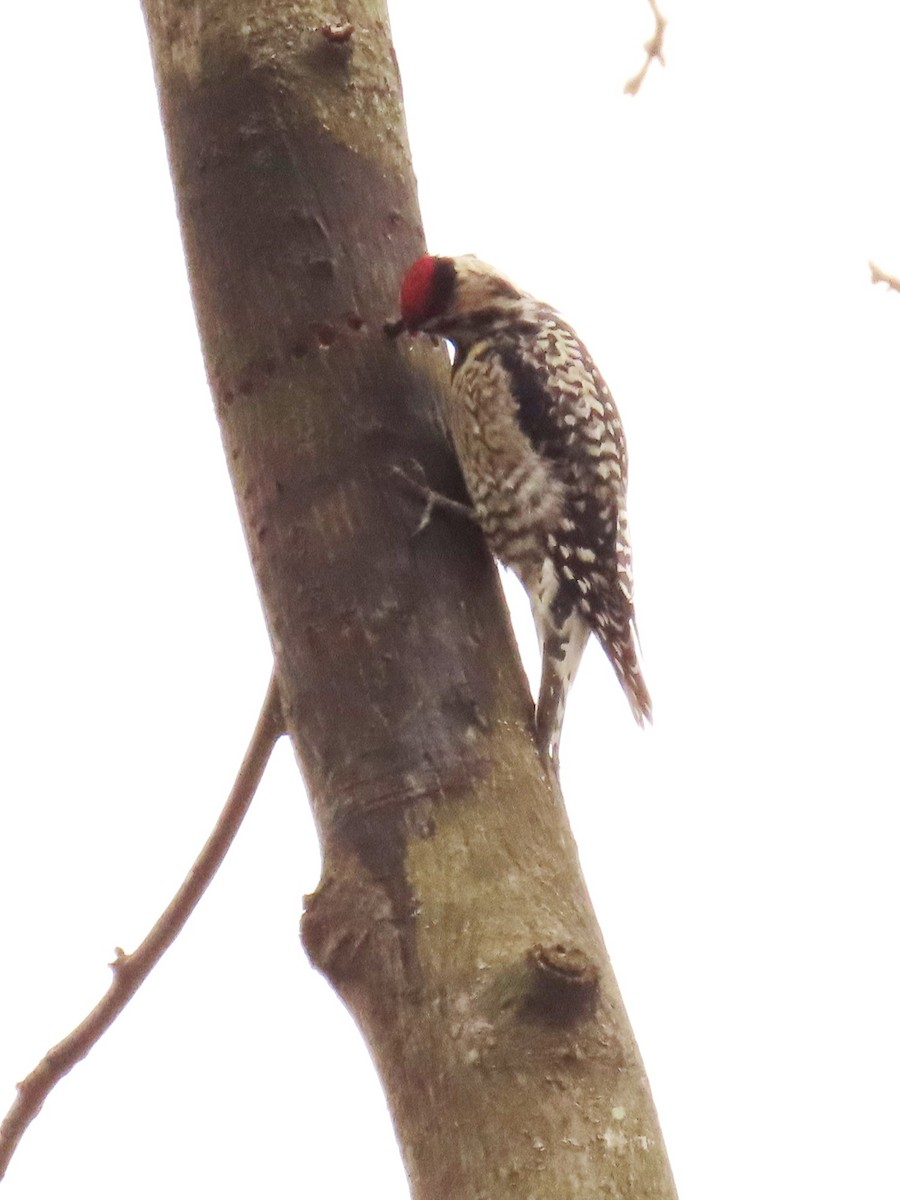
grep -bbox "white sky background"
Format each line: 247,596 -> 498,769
1,1 -> 898,1196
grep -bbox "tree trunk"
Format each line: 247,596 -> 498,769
140,2 -> 678,1196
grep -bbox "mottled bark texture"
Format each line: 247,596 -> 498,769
141,2 -> 678,1197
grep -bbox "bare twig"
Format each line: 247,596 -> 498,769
624,0 -> 667,96
0,672 -> 284,1180
869,261 -> 900,294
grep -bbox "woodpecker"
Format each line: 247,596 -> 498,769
393,254 -> 651,766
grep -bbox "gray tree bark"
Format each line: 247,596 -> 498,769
141,2 -> 679,1196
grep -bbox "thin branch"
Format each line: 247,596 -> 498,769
869,260 -> 900,294
624,0 -> 667,96
0,671 -> 284,1180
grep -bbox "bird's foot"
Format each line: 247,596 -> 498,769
391,464 -> 476,536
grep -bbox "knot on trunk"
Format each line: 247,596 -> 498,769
522,942 -> 600,1022
301,866 -> 424,1005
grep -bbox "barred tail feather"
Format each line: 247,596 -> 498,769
605,622 -> 652,726
534,612 -> 590,769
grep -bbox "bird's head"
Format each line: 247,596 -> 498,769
390,254 -> 526,341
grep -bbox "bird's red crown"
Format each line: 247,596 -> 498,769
399,254 -> 456,329
399,255 -> 439,326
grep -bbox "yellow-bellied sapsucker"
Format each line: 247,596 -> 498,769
394,254 -> 651,766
